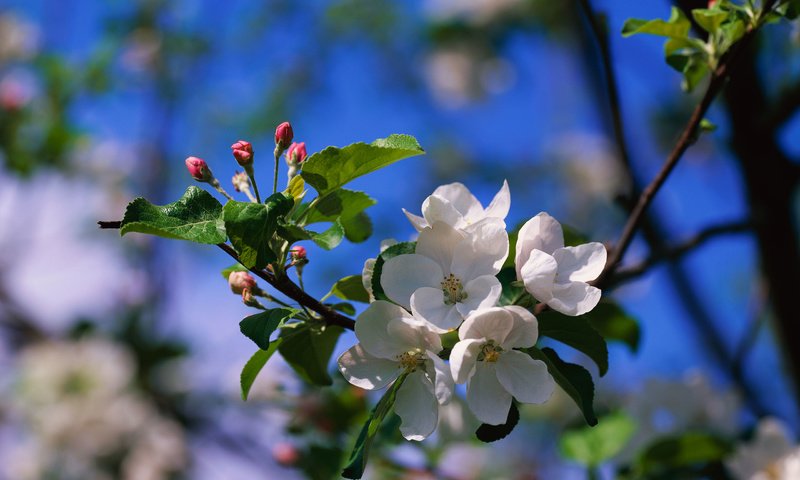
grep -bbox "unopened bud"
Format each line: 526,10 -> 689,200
232,171 -> 251,192
231,140 -> 254,167
286,142 -> 307,165
707,0 -> 717,6
290,246 -> 307,261
272,442 -> 300,466
274,122 -> 294,150
185,156 -> 213,182
229,271 -> 257,295
242,288 -> 261,307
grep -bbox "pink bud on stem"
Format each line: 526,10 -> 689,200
273,121 -> 294,195
231,140 -> 261,203
185,156 -> 233,201
229,271 -> 257,294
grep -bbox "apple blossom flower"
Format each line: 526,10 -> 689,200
450,306 -> 555,425
381,220 -> 508,332
362,239 -> 398,302
726,417 -> 800,480
515,212 -> 606,316
403,180 -> 510,232
338,301 -> 454,441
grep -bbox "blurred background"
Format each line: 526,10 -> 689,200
0,0 -> 798,479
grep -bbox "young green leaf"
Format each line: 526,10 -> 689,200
240,340 -> 283,401
341,211 -> 373,243
279,324 -> 343,386
342,373 -> 408,479
239,308 -> 298,350
303,189 -> 376,225
223,193 -> 294,270
475,402 -> 520,443
560,412 -> 636,467
526,347 -> 597,426
120,186 -> 226,244
632,433 -> 732,478
301,134 -> 424,196
326,275 -> 371,303
622,7 -> 691,39
582,302 -> 640,353
307,218 -> 345,250
692,8 -> 728,34
370,242 -> 417,302
537,311 -> 609,376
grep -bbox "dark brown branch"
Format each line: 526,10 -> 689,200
609,220 -> 752,286
766,79 -> 800,128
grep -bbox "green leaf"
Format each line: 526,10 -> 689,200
307,218 -> 345,250
342,211 -> 373,243
301,134 -> 424,196
527,347 -> 597,426
692,8 -> 728,34
223,193 -> 294,270
475,402 -> 520,443
240,341 -> 283,401
582,302 -> 640,353
329,302 -> 356,315
496,267 -> 535,308
304,189 -> 376,225
537,311 -> 609,376
327,275 -> 371,303
120,186 -> 226,244
370,242 -> 417,302
239,308 -> 298,350
560,412 -> 636,467
221,263 -> 248,280
633,433 -> 732,477
699,118 -> 717,133
342,373 -> 408,479
279,324 -> 343,386
622,7 -> 691,38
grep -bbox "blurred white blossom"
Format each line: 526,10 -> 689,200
726,417 -> 800,480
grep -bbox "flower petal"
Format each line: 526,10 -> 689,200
466,362 -> 513,425
381,254 -> 442,309
355,301 -> 414,359
453,219 -> 509,279
387,315 -> 443,353
519,249 -> 558,303
458,307 -> 514,345
449,338 -> 484,384
515,212 -> 564,279
416,221 -> 465,273
457,275 -> 502,317
402,208 -> 428,231
338,344 -> 399,390
427,351 -> 454,405
553,243 -> 607,283
482,179 -> 510,221
421,195 -> 463,229
501,305 -> 539,349
411,287 -> 462,332
548,281 -> 602,316
431,182 -> 483,220
496,350 -> 555,404
395,370 -> 439,441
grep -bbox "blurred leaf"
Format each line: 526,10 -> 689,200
279,325 -> 344,386
301,134 -> 424,196
342,211 -> 373,243
342,373 -> 408,479
526,347 -> 597,426
239,308 -> 298,350
120,186 -> 226,244
561,411 -> 636,467
692,9 -> 728,34
327,275 -> 371,303
240,341 -> 283,401
330,302 -> 356,315
221,263 -> 248,280
537,311 -> 609,376
223,193 -> 294,269
371,242 -> 417,302
476,402 -> 520,443
622,7 -> 691,38
632,433 -> 732,478
699,118 -> 717,133
582,302 -> 641,353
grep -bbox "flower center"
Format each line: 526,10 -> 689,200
478,341 -> 503,363
396,351 -> 425,371
440,273 -> 467,305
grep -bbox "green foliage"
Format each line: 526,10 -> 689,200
526,347 -> 597,426
537,311 -> 609,376
370,242 -> 417,302
561,411 -> 636,467
223,193 -> 294,269
496,267 -> 535,308
307,219 -> 346,250
341,211 -> 373,243
475,402 -> 520,443
342,373 -> 408,479
623,433 -> 733,479
583,301 -> 641,353
240,342 -> 283,401
301,134 -> 424,196
279,324 -> 344,386
303,189 -> 376,225
120,186 -> 226,244
239,308 -> 298,350
326,275 -> 371,303
622,7 -> 691,39
220,263 -> 248,280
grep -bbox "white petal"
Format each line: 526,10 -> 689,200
496,350 -> 555,404
427,351 -> 454,405
416,221 -> 465,273
482,179 -> 510,221
501,305 -> 539,349
553,243 -> 607,283
520,249 -> 558,303
457,275 -> 502,317
338,344 -> 399,390
386,316 -> 443,353
453,219 -> 509,279
422,195 -> 463,229
381,254 -> 442,309
515,212 -> 564,279
458,307 -> 514,345
548,282 -> 602,316
411,287 -> 462,332
402,208 -> 428,231
431,182 -> 482,220
355,301 -> 413,359
466,362 -> 513,425
395,370 -> 439,441
449,338 -> 484,384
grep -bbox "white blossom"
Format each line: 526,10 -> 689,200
338,301 -> 454,441
726,417 -> 800,480
403,180 -> 510,232
450,306 -> 555,425
381,220 -> 507,332
515,212 -> 606,316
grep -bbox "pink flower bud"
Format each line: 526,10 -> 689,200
242,288 -> 260,307
185,156 -> 212,182
274,122 -> 294,150
290,246 -> 307,261
272,442 -> 300,466
229,271 -> 257,294
231,171 -> 250,192
231,140 -> 254,167
286,142 -> 307,164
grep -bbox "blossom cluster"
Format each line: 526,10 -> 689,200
338,181 -> 607,440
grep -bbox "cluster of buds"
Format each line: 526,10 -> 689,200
285,142 -> 307,182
